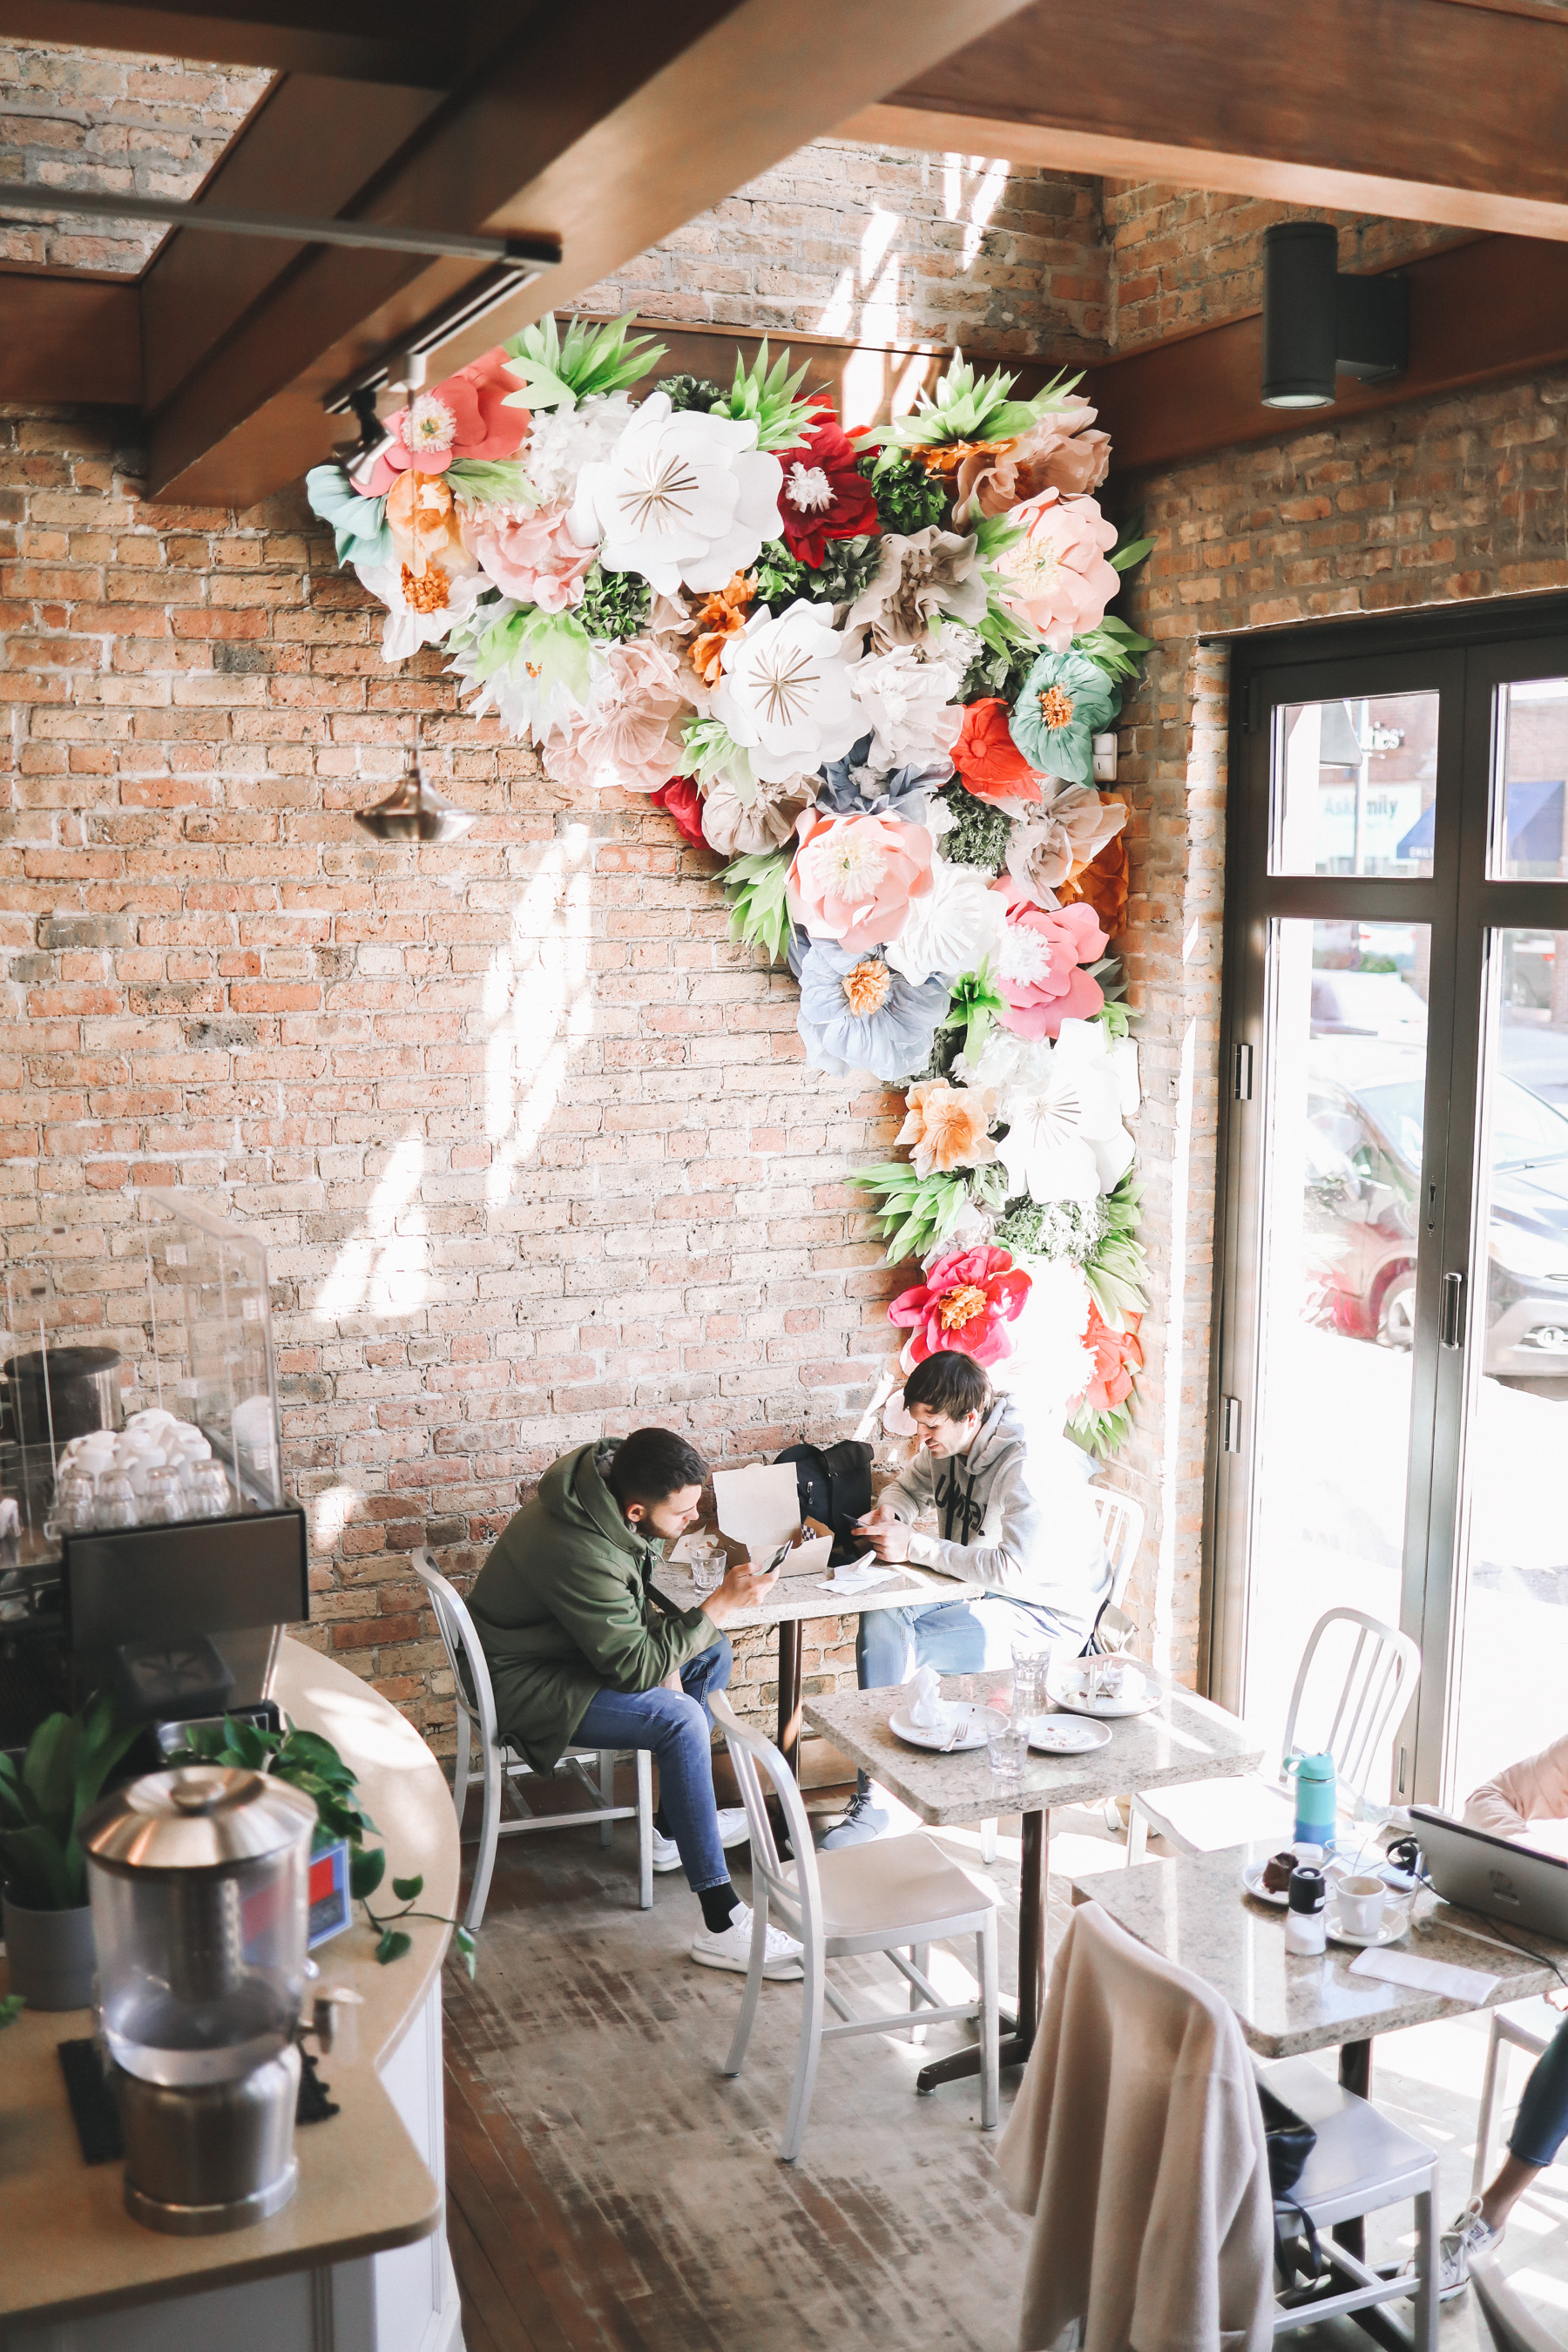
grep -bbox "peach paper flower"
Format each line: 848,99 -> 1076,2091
993,885 -> 1108,1040
991,490 -> 1120,652
896,1080 -> 998,1180
542,638 -> 690,794
788,808 -> 933,955
463,503 -> 594,611
1071,1303 -> 1144,1416
953,698 -> 1044,808
952,399 -> 1111,526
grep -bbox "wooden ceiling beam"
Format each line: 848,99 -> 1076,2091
0,0 -> 455,85
0,267 -> 140,405
134,0 -> 1039,508
841,0 -> 1568,242
1083,234 -> 1568,477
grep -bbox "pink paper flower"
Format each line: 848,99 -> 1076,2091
787,808 -> 934,956
952,399 -> 1111,525
358,348 -> 529,495
889,1243 -> 1032,1369
990,490 -> 1120,652
542,638 -> 689,795
463,502 -> 595,610
993,886 -> 1108,1039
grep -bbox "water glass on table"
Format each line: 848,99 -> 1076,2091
1010,1632 -> 1053,1728
987,1716 -> 1029,1793
687,1537 -> 725,1598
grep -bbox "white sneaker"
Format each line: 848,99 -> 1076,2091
1438,2198 -> 1501,2299
691,1901 -> 803,1979
652,1808 -> 754,1873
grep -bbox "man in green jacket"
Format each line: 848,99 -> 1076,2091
467,1426 -> 804,1977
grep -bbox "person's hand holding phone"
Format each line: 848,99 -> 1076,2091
700,1549 -> 784,1624
856,1507 -> 910,1564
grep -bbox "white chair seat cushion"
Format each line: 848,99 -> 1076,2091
1138,1773 -> 1294,1852
790,1832 -> 998,1937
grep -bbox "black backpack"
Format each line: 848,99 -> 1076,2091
774,1440 -> 874,1565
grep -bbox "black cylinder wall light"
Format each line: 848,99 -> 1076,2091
1261,221 -> 1339,408
1261,220 -> 1409,410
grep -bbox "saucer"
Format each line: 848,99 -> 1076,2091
1326,1908 -> 1409,1950
1025,1715 -> 1112,1755
1241,1862 -> 1292,1909
889,1703 -> 1005,1754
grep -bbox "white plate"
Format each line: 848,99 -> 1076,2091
1047,1663 -> 1162,1720
1326,1909 -> 1410,1950
1025,1715 -> 1112,1755
889,1703 -> 1006,1754
1241,1862 -> 1294,1908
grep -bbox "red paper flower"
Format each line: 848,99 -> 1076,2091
994,884 -> 1107,1040
774,402 -> 880,568
359,348 -> 529,496
1072,1305 -> 1144,1415
649,776 -> 706,849
889,1243 -> 1032,1369
953,699 -> 1044,808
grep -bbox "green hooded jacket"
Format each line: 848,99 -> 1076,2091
465,1440 -> 720,1772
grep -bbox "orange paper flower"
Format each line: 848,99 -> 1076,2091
689,571 -> 758,687
895,1079 -> 998,1180
1058,830 -> 1129,937
1072,1304 -> 1144,1416
953,698 -> 1044,808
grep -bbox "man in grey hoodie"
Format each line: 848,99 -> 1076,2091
822,1350 -> 1108,1848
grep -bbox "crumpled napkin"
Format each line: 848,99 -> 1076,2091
908,1665 -> 947,1729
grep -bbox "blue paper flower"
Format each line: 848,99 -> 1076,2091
796,942 -> 950,1081
1007,650 -> 1119,786
814,738 -> 953,826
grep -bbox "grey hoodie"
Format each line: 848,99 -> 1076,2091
880,1398 -> 1108,1642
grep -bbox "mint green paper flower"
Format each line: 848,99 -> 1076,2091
305,464 -> 392,571
1007,650 -> 1119,786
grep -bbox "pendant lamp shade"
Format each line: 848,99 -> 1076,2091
353,760 -> 475,844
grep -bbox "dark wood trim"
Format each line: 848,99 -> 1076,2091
1085,236 -> 1568,478
841,0 -> 1568,242
0,267 -> 141,405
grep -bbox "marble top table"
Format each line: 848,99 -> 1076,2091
802,1667 -> 1262,2091
654,1559 -> 983,1772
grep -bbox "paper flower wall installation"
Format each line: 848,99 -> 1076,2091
303,324 -> 1154,1456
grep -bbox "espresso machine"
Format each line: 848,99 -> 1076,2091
81,1761 -> 318,2233
0,1191 -> 307,1743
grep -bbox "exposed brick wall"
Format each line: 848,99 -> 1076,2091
0,40 -> 268,272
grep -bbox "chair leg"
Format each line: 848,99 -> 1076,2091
452,1708 -> 470,1835
724,1884 -> 771,2079
977,1916 -> 1000,2132
1472,2018 -> 1507,2200
463,1741 -> 503,1935
909,1943 -> 929,2044
780,1922 -> 826,2165
598,1749 -> 615,1849
980,1818 -> 997,1865
1125,1799 -> 1149,1866
636,1749 -> 653,1911
1411,2175 -> 1437,2352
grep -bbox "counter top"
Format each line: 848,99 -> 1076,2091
0,1636 -> 459,2330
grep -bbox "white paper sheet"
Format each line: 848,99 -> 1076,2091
814,1555 -> 894,1595
1348,1947 -> 1499,2004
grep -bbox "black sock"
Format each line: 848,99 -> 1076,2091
653,1806 -> 670,1837
699,1882 -> 740,1935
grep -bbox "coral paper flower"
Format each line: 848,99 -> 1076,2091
1008,651 -> 1119,787
951,399 -> 1111,526
463,502 -> 595,611
713,597 -> 866,783
795,943 -> 950,1082
566,389 -> 783,594
889,1243 -> 1032,1369
1072,1304 -> 1144,1416
789,807 -> 934,955
994,886 -> 1108,1039
990,489 -> 1120,652
358,348 -> 529,494
774,402 -> 879,567
649,775 -> 706,848
954,697 -> 1044,807
895,1080 -> 998,1180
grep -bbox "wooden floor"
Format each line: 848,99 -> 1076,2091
438,1781 -> 1540,2352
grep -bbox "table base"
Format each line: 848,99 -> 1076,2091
916,1808 -> 1050,2095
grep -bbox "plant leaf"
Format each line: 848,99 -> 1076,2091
23,1714 -> 78,1830
375,1928 -> 414,1966
0,1822 -> 75,1909
391,1874 -> 424,1901
350,1845 -> 387,1901
454,1926 -> 477,1979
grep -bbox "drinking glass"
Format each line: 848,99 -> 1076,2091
140,1465 -> 188,1524
94,1474 -> 139,1530
687,1538 -> 724,1598
186,1463 -> 232,1517
1010,1632 -> 1053,1728
986,1719 -> 1029,1792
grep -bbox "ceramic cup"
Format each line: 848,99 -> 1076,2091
1336,1875 -> 1388,1937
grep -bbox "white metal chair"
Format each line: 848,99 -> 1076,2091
980,1484 -> 1146,1865
1474,2248 -> 1566,2352
1264,2054 -> 1438,2349
1125,1605 -> 1420,1865
410,1546 -> 652,1933
1473,2007 -> 1555,2199
712,1690 -> 1000,2162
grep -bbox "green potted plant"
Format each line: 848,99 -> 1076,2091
0,1698 -> 140,2011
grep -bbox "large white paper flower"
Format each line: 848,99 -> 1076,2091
972,1017 -> 1135,1203
524,392 -> 636,505
848,645 -> 965,774
884,852 -> 1006,984
356,561 -> 489,662
711,598 -> 864,783
566,390 -> 783,593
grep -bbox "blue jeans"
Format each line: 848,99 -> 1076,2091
854,1598 -> 1085,1793
575,1637 -> 733,1896
1510,2015 -> 1568,2168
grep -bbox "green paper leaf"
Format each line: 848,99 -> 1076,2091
1109,536 -> 1154,573
500,311 -> 666,411
715,339 -> 817,450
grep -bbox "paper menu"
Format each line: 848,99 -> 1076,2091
711,1463 -> 834,1578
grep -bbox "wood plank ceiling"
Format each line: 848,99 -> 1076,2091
3,0 -> 1567,504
